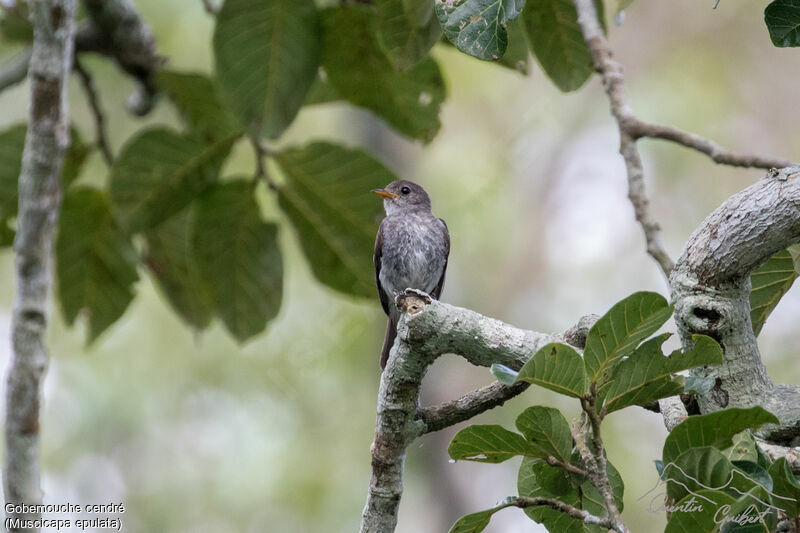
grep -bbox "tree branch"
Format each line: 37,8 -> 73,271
512,496 -> 623,531
4,0 -> 77,529
572,0 -> 794,278
73,58 -> 113,165
415,381 -> 530,435
360,290 -> 591,533
75,0 -> 162,115
670,166 -> 800,443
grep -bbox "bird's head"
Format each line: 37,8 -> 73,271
372,180 -> 431,215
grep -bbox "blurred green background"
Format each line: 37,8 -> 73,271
1,1 -> 799,531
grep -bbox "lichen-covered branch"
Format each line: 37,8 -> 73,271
670,166 -> 800,443
4,0 -> 77,529
78,0 -> 162,115
415,381 -> 530,435
360,291 -> 590,533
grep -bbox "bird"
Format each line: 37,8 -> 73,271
372,180 -> 450,369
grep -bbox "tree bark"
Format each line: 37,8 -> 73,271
4,1 -> 76,531
670,167 -> 800,442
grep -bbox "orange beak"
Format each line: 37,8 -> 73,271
372,189 -> 400,199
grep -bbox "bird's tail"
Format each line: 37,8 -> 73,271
380,318 -> 397,370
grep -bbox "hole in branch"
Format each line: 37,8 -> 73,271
692,307 -> 721,322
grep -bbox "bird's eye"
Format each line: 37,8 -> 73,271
400,186 -> 411,195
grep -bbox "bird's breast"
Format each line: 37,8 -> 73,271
379,214 -> 447,297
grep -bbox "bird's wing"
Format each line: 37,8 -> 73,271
374,219 -> 390,315
431,218 -> 450,300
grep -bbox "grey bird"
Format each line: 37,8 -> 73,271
373,180 -> 450,369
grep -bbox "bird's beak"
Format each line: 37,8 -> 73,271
372,189 -> 400,199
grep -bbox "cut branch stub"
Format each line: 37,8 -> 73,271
670,166 -> 800,443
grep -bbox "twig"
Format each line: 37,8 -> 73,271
251,136 -> 278,191
416,381 -> 529,435
545,456 -> 589,477
73,58 -> 113,165
512,497 -> 624,531
580,396 -> 629,533
572,0 -> 795,278
573,0 -> 673,277
4,0 -> 77,527
0,48 -> 32,92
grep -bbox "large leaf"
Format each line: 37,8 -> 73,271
434,0 -> 526,61
768,458 -> 800,516
377,0 -> 441,71
110,128 -> 236,233
275,142 -> 393,297
520,0 -> 596,92
749,249 -> 798,336
664,489 -> 737,533
515,406 -> 573,463
662,407 -> 779,466
448,497 -> 516,533
515,342 -> 586,397
157,71 -> 242,142
448,425 -> 532,463
213,0 -> 320,138
321,6 -> 445,142
193,180 -> 283,342
144,207 -> 214,330
664,446 -> 734,502
56,188 -> 139,343
721,431 -> 760,464
600,334 -> 723,414
498,19 -> 530,74
583,291 -> 673,384
765,0 -> 800,47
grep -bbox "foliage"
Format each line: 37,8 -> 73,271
448,292 -> 728,532
0,0 -> 794,346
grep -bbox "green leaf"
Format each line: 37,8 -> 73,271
110,128 -> 237,233
514,406 -> 572,463
490,363 -> 519,385
721,432 -> 759,464
304,69 -> 342,105
157,70 -> 242,142
722,485 -> 778,533
448,425 -> 532,463
62,127 -> 90,189
732,460 -> 773,492
435,0 -> 525,61
213,0 -> 320,138
0,4 -> 32,43
498,18 -> 530,74
664,446 -> 733,502
601,334 -> 723,414
616,0 -> 635,14
664,489 -> 737,533
663,407 -> 780,466
377,0 -> 441,71
769,458 -> 800,516
448,497 -> 516,533
193,180 -> 283,342
765,0 -> 800,47
322,5 -> 445,142
749,249 -> 798,336
515,342 -> 586,397
144,207 -> 214,330
275,142 -> 392,297
56,188 -> 139,343
520,0 -> 595,92
583,291 -> 673,384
